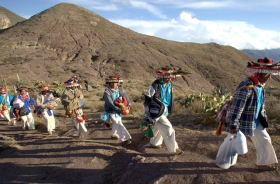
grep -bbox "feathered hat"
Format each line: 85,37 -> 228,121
246,57 -> 280,75
105,75 -> 123,84
64,77 -> 80,87
17,86 -> 29,92
156,64 -> 191,79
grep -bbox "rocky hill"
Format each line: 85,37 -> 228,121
1,3 -> 277,94
0,6 -> 25,29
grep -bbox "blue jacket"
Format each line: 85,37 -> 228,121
10,95 -> 36,114
0,94 -> 14,109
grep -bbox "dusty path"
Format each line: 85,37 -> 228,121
0,109 -> 280,184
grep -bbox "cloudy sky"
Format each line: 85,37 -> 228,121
2,0 -> 280,50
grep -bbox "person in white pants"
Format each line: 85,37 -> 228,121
0,87 -> 16,125
102,75 -> 132,146
216,57 -> 278,171
144,65 -> 186,155
36,84 -> 56,135
11,86 -> 36,130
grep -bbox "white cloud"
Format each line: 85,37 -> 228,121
129,1 -> 167,19
110,11 -> 280,50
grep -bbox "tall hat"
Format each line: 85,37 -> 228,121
246,57 -> 280,75
17,86 -> 29,91
38,84 -> 50,92
64,77 -> 80,87
105,75 -> 123,83
156,64 -> 191,79
0,87 -> 7,94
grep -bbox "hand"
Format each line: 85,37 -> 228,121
230,128 -> 237,134
47,106 -> 54,110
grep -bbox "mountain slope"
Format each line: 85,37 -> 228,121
0,6 -> 25,29
242,48 -> 280,62
0,3 -> 278,94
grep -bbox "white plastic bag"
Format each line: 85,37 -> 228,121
215,133 -> 238,169
233,130 -> 248,154
13,98 -> 24,108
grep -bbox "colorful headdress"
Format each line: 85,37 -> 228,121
105,75 -> 123,83
17,86 -> 29,92
38,84 -> 50,92
246,57 -> 280,75
0,87 -> 7,94
64,77 -> 80,87
156,64 -> 191,79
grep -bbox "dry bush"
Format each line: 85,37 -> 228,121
171,101 -> 189,115
35,119 -> 47,132
59,123 -> 67,131
0,136 -> 21,150
129,101 -> 144,119
265,96 -> 280,120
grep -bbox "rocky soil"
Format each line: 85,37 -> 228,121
1,102 -> 280,184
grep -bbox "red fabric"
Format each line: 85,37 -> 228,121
114,95 -> 130,115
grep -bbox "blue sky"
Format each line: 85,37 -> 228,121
1,0 -> 280,50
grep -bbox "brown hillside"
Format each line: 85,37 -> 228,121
0,3 -> 277,94
0,6 -> 25,29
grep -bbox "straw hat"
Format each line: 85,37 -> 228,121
17,86 -> 29,92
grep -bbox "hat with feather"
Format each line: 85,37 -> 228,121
156,64 -> 191,79
246,57 -> 280,75
105,75 -> 123,84
17,86 -> 29,92
64,77 -> 80,87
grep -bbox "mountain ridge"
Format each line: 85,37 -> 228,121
0,3 -> 279,94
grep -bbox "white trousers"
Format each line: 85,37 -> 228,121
21,113 -> 35,130
150,115 -> 179,153
1,109 -> 16,125
250,123 -> 278,165
74,120 -> 88,135
41,110 -> 56,132
110,114 -> 131,142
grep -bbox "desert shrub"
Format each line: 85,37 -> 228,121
35,119 -> 46,131
53,87 -> 64,97
96,104 -> 105,112
2,57 -> 24,64
179,92 -> 232,125
129,101 -> 144,119
0,136 -> 21,150
266,96 -> 280,120
212,86 -> 231,98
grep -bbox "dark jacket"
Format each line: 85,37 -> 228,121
144,79 -> 173,119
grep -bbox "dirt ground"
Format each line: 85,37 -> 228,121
0,103 -> 280,184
